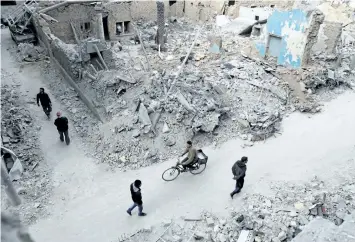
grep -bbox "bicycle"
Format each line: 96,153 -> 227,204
161,149 -> 208,182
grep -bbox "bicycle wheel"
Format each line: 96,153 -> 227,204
190,163 -> 207,175
162,167 -> 180,181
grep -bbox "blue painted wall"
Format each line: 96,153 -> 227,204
255,9 -> 310,68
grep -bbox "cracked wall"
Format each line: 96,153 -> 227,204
254,9 -> 324,68
44,1 -> 185,43
45,3 -> 99,44
312,21 -> 342,55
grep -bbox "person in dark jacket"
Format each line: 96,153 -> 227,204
126,180 -> 146,216
230,156 -> 248,198
37,88 -> 52,119
54,111 -> 70,145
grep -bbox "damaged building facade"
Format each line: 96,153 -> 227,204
28,0 -> 298,44
2,1 -> 355,241
16,0 -> 352,167
253,9 -> 325,68
40,1 -> 186,44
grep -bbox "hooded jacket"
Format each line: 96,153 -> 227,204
130,182 -> 143,205
232,160 -> 247,180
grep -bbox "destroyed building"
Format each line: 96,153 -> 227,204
1,0 -> 350,170
252,9 -> 325,68
1,0 -> 355,242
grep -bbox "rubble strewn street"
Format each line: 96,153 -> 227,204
1,0 -> 355,241
38,17 -> 355,171
1,71 -> 52,224
124,173 -> 355,242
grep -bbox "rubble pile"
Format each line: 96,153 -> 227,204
87,21 -> 302,169
37,18 -> 354,171
124,174 -> 355,242
1,71 -> 51,224
50,35 -> 82,79
16,43 -> 46,62
303,57 -> 355,93
225,178 -> 355,241
308,30 -> 355,93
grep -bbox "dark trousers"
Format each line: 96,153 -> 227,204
58,130 -> 70,145
127,203 -> 143,215
42,105 -> 52,116
231,177 -> 245,196
181,157 -> 196,170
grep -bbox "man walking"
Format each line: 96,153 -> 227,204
127,180 -> 146,216
37,88 -> 52,119
230,156 -> 248,198
54,112 -> 70,145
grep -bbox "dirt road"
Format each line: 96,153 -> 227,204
2,30 -> 355,242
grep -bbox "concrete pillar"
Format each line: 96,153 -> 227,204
94,12 -> 105,41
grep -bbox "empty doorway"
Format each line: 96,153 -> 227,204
267,35 -> 282,58
102,16 -> 109,40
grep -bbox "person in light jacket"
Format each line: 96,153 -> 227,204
230,156 -> 248,198
179,141 -> 197,171
127,180 -> 146,216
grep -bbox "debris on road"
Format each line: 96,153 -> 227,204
124,174 -> 355,242
1,71 -> 51,225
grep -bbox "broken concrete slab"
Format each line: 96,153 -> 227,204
328,69 -> 335,80
162,122 -> 170,133
85,39 -> 107,54
194,231 -> 206,240
2,136 -> 10,144
8,158 -> 24,181
164,136 -> 176,146
216,15 -> 231,27
208,35 -> 222,54
291,217 -> 338,242
132,129 -> 140,138
138,103 -> 152,127
237,230 -> 254,242
98,70 -> 136,84
206,217 -> 214,227
194,112 -> 221,133
175,91 -> 195,113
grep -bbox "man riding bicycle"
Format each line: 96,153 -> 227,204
179,141 -> 197,171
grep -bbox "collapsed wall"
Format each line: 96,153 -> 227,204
31,13 -> 104,122
312,21 -> 343,55
302,9 -> 325,66
29,1 -> 355,172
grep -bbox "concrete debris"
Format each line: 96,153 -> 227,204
8,157 -> 23,181
206,217 -> 214,227
16,43 -> 46,62
1,212 -> 35,242
121,171 -> 355,242
25,9 -> 354,173
164,136 -> 176,147
138,103 -> 152,127
193,112 -> 221,133
216,15 -> 231,27
237,230 -> 254,242
291,212 -> 355,242
162,122 -> 170,133
175,91 -> 195,113
193,231 -> 206,240
1,73 -> 50,225
278,231 -> 287,241
2,3 -> 354,242
131,129 -> 140,138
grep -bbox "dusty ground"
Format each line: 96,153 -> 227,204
1,26 -> 355,242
